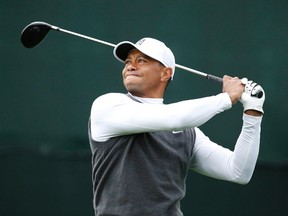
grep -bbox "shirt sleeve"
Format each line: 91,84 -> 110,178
90,92 -> 232,142
190,114 -> 262,184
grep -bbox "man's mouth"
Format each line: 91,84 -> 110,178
126,73 -> 139,78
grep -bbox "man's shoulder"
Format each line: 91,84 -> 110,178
96,92 -> 126,100
96,92 -> 129,100
92,93 -> 130,106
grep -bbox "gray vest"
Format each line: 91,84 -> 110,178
89,97 -> 196,216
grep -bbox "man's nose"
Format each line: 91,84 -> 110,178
127,62 -> 136,71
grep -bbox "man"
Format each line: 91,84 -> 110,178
89,38 -> 265,216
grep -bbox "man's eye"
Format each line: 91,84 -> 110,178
138,58 -> 146,63
125,60 -> 131,65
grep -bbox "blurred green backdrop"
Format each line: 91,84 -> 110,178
0,0 -> 287,215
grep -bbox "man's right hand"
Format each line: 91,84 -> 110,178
222,75 -> 244,104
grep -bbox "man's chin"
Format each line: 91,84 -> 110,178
124,84 -> 141,95
124,78 -> 139,87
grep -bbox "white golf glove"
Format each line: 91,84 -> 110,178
240,79 -> 265,114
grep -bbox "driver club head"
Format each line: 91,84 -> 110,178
21,21 -> 53,48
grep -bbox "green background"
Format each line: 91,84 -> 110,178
1,0 -> 287,215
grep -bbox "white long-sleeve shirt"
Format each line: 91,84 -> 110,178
90,92 -> 262,184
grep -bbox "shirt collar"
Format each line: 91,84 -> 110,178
128,92 -> 164,104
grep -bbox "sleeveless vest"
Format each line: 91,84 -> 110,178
89,96 -> 196,215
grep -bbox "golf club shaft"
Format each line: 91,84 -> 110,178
51,25 -> 116,48
175,64 -> 223,83
50,24 -> 223,83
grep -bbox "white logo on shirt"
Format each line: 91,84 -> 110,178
172,130 -> 183,134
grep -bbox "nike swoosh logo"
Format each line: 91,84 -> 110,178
172,130 -> 183,134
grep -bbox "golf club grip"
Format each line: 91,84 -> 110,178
206,74 -> 223,83
207,74 -> 264,99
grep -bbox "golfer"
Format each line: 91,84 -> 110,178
89,38 -> 265,216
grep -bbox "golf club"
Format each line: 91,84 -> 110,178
20,21 -> 263,98
20,21 -> 223,82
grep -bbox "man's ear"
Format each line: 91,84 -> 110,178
161,68 -> 173,82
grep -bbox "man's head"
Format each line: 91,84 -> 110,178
113,38 -> 175,98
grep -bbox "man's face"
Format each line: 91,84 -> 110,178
122,49 -> 167,98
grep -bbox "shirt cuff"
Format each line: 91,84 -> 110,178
243,113 -> 263,124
